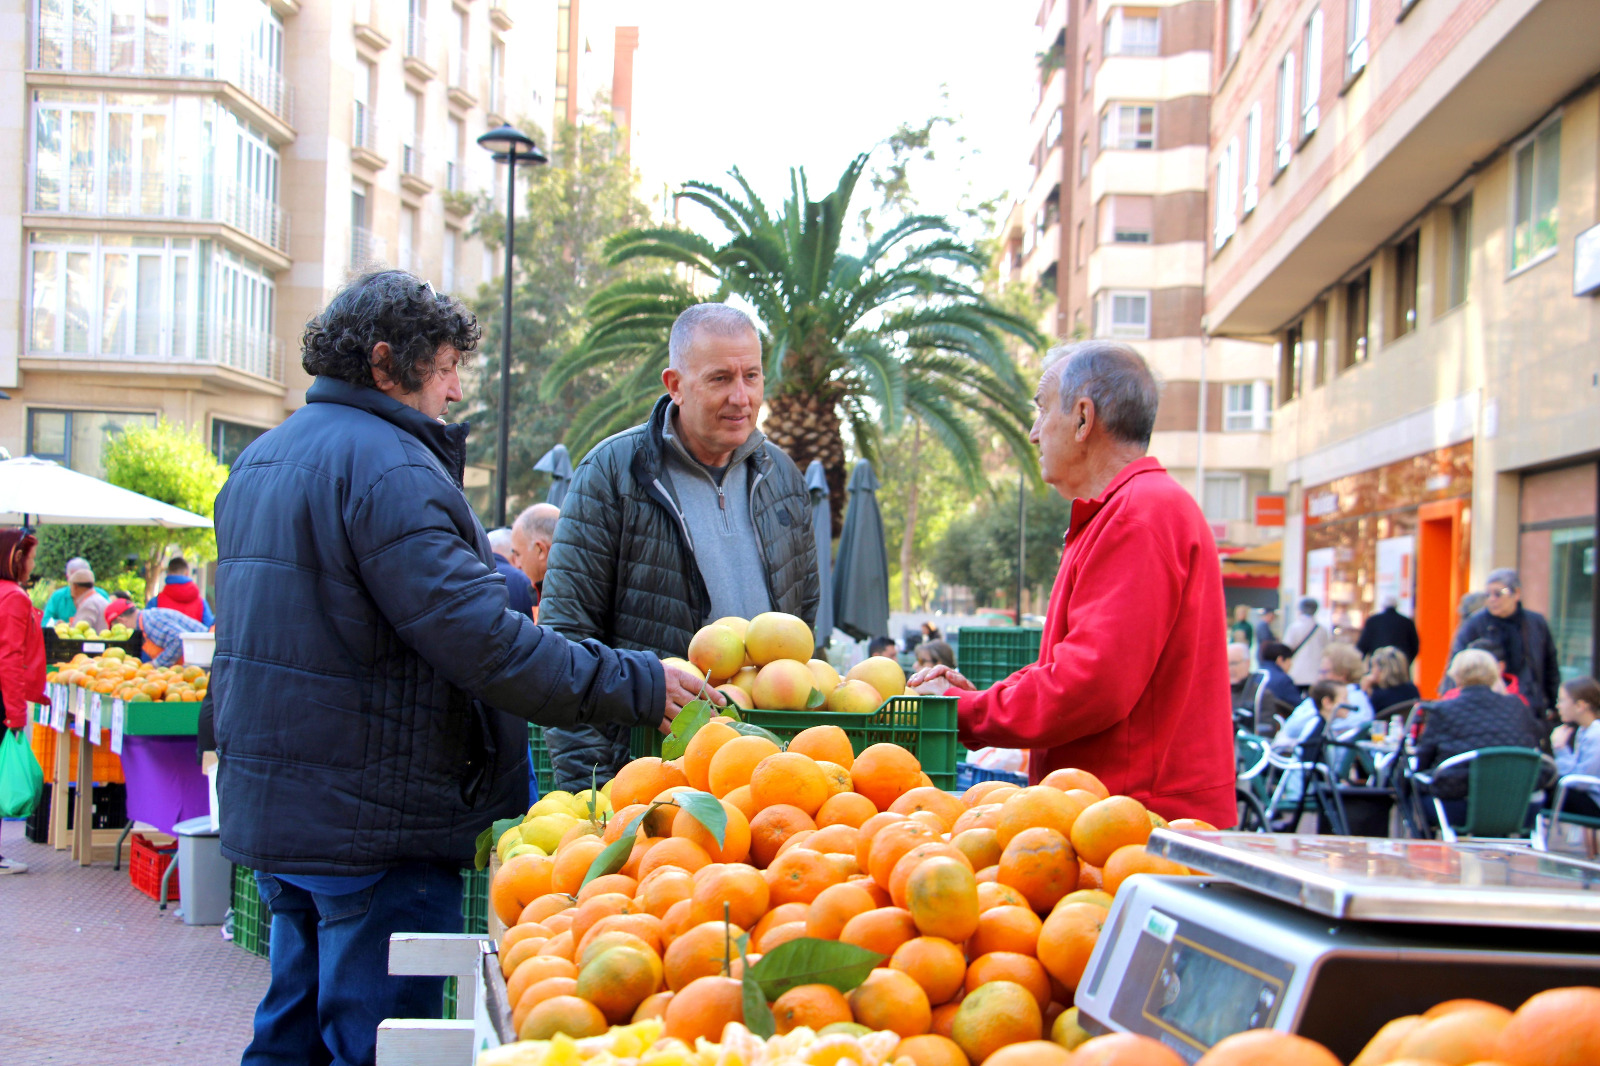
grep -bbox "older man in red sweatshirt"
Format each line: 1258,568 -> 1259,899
911,341 -> 1235,826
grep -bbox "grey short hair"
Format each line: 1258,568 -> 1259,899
513,503 -> 560,545
1043,340 -> 1161,447
1486,568 -> 1520,592
486,527 -> 514,553
1449,648 -> 1501,688
66,555 -> 89,577
1226,642 -> 1250,660
1298,596 -> 1319,615
668,302 -> 758,370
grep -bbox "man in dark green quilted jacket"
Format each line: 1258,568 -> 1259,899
539,303 -> 819,789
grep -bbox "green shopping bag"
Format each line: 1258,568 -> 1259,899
0,728 -> 45,818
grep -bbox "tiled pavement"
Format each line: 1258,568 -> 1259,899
0,819 -> 269,1066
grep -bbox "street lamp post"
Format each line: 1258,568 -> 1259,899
476,123 -> 548,527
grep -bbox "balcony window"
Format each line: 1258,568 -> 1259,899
490,38 -> 505,116
1096,290 -> 1150,339
1101,104 -> 1155,151
1214,138 -> 1238,251
1274,51 -> 1295,171
407,0 -> 429,61
27,408 -> 157,479
443,228 -> 458,293
212,419 -> 267,466
28,231 -> 278,378
1346,0 -> 1370,79
1279,321 -> 1303,403
1045,109 -> 1063,149
1301,9 -> 1323,138
1224,381 -> 1272,431
1079,133 -> 1090,180
1225,0 -> 1244,65
1446,195 -> 1472,309
1100,195 -> 1152,244
1510,117 -> 1560,272
1393,230 -> 1419,337
1342,270 -> 1370,370
32,90 -> 286,251
1242,103 -> 1261,213
1103,9 -> 1159,57
33,0 -> 292,122
1203,473 -> 1246,523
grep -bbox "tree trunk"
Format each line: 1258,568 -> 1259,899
763,387 -> 847,536
899,420 -> 922,612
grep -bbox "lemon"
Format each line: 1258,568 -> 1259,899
521,812 -> 579,853
574,789 -> 612,818
496,825 -> 525,864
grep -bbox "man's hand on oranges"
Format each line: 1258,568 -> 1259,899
661,662 -> 725,733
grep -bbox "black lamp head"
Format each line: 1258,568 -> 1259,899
477,124 -> 547,164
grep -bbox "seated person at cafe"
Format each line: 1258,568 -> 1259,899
1256,640 -> 1304,710
1439,636 -> 1526,705
1552,677 -> 1600,818
1415,649 -> 1544,808
1228,642 -> 1265,716
1361,645 -> 1421,716
1274,642 -> 1375,751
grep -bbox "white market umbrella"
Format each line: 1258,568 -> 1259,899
0,457 -> 213,528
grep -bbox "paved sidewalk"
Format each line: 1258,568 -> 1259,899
0,819 -> 269,1066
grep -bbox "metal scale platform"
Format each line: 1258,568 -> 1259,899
1073,830 -> 1600,1063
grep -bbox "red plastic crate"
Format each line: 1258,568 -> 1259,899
129,832 -> 179,903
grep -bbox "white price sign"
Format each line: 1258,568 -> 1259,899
111,699 -> 126,755
50,684 -> 68,732
88,693 -> 103,742
71,687 -> 85,737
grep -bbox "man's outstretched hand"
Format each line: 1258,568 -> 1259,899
906,664 -> 976,693
661,662 -> 725,734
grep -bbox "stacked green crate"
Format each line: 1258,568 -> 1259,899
231,865 -> 272,958
955,627 -> 1042,688
742,695 -> 959,790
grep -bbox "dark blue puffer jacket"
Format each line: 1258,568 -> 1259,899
211,376 -> 664,875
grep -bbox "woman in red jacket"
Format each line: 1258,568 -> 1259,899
1,529 -> 46,874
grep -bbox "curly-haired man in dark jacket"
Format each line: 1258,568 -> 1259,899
539,303 -> 818,790
212,271 -> 707,1065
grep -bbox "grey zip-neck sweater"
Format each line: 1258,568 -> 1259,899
661,413 -> 773,623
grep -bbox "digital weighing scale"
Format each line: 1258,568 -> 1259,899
1073,831 -> 1600,1063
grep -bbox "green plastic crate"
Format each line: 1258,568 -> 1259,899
231,864 -> 272,958
955,627 -> 1042,689
741,695 -> 959,790
444,868 -> 489,1019
526,723 -> 657,793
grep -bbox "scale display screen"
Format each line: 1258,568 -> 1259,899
1142,935 -> 1283,1050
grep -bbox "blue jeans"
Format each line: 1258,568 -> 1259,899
242,863 -> 463,1066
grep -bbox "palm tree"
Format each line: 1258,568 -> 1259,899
542,154 -> 1044,529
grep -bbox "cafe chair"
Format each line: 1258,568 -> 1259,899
1410,746 -> 1552,843
1536,774 -> 1600,857
1264,723 -> 1351,835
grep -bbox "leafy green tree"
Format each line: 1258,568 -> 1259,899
876,418 -> 971,611
929,485 -> 1073,608
546,154 -> 1045,531
31,526 -> 143,600
458,114 -> 651,518
102,419 -> 228,600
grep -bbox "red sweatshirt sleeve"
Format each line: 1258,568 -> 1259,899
958,515 -> 1186,750
1,597 -> 47,729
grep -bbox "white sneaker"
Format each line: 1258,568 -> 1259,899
0,857 -> 28,874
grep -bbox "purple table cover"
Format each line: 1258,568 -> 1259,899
119,735 -> 210,835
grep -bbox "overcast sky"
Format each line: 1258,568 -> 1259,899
626,0 -> 1040,240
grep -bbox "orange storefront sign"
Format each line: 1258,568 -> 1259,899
1255,494 -> 1286,526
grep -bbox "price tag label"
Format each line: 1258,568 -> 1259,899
88,693 -> 103,742
111,699 -> 126,755
83,642 -> 105,653
50,685 -> 67,732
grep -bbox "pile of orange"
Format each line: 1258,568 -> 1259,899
50,651 -> 208,702
488,723 -> 1214,1064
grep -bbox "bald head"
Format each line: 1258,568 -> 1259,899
511,503 -> 560,586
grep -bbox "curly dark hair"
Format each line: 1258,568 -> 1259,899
301,270 -> 481,392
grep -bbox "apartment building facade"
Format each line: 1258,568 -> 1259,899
1000,0 -> 1278,576
1206,0 -> 1600,689
0,0 -> 555,476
